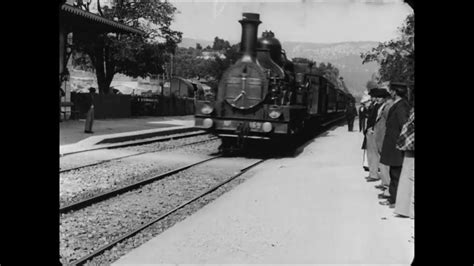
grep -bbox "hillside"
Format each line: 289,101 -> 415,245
282,41 -> 380,98
179,38 -> 380,98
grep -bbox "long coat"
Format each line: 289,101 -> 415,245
374,100 -> 394,153
361,103 -> 378,149
366,103 -> 382,131
380,98 -> 410,166
84,93 -> 95,132
358,106 -> 367,131
345,105 -> 357,119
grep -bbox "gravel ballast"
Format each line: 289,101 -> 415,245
60,134 -> 216,171
60,157 -> 260,265
121,134 -> 217,153
60,138 -> 220,207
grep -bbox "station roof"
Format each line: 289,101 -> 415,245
60,4 -> 144,35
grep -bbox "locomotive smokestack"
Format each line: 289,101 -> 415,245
239,13 -> 261,61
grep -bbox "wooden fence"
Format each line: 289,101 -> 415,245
131,95 -> 195,116
70,93 -> 194,119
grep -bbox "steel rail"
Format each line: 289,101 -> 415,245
60,137 -> 219,174
60,155 -> 222,214
60,131 -> 207,157
68,158 -> 266,266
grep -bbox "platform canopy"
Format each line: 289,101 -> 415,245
60,3 -> 144,35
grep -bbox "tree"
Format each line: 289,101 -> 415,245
71,51 -> 94,72
72,0 -> 182,94
173,39 -> 240,82
207,42 -> 241,81
212,37 -> 231,51
361,14 -> 414,85
173,47 -> 207,78
196,43 -> 202,50
311,62 -> 341,86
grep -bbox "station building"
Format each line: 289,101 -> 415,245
59,0 -> 143,120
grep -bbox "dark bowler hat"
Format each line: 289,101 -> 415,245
390,82 -> 408,88
374,88 -> 390,98
389,82 -> 407,95
369,88 -> 390,98
377,89 -> 391,98
368,88 -> 380,96
88,87 -> 96,93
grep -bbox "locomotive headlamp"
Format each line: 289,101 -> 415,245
262,122 -> 273,132
201,104 -> 214,115
203,118 -> 213,128
269,110 -> 281,119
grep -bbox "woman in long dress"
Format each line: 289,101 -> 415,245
394,107 -> 415,218
360,97 -> 371,172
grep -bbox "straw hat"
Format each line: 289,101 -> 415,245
360,95 -> 371,103
379,82 -> 389,90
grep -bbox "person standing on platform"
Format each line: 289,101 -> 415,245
373,87 -> 394,198
365,89 -> 385,182
379,82 -> 411,208
59,69 -> 69,123
84,87 -> 96,134
358,102 -> 367,132
345,101 -> 357,131
394,103 -> 415,218
359,96 -> 371,133
360,96 -> 372,172
59,87 -> 65,122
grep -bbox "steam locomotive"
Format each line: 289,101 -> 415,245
194,13 -> 354,150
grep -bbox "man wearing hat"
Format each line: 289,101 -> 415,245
360,95 -> 373,172
345,100 -> 358,131
364,88 -> 386,182
379,82 -> 411,208
84,87 -> 96,134
358,96 -> 370,133
373,87 -> 394,199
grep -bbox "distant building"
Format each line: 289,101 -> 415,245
197,51 -> 226,60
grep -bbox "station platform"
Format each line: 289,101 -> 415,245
113,122 -> 414,265
59,115 -> 196,155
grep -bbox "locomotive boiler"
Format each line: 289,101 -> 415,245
194,13 -> 353,150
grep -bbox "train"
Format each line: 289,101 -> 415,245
194,13 -> 354,151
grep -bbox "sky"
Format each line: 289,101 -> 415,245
167,0 -> 413,43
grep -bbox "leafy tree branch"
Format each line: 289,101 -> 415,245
71,0 -> 182,94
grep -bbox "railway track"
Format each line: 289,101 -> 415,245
60,156 -> 221,214
65,158 -> 266,266
60,130 -> 207,157
59,136 -> 219,174
60,119 -> 345,265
